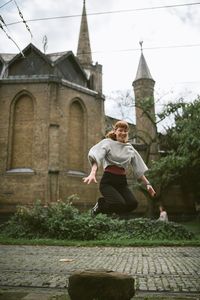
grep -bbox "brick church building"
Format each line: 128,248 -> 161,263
0,1 -> 195,216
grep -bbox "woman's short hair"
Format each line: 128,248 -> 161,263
106,120 -> 129,140
114,120 -> 129,131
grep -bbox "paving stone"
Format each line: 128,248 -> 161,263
0,245 -> 199,295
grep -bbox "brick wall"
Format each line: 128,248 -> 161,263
0,79 -> 104,212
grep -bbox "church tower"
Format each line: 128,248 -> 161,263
132,43 -> 158,163
77,0 -> 92,66
77,0 -> 103,93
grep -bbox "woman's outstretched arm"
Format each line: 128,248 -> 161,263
83,163 -> 98,184
139,175 -> 156,197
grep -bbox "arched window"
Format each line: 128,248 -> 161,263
68,100 -> 84,171
11,95 -> 34,169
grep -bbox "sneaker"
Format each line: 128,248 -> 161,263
91,202 -> 99,217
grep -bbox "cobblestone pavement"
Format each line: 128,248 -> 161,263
0,245 -> 199,295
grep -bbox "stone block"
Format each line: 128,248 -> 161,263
68,269 -> 135,300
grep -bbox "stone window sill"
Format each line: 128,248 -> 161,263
6,168 -> 35,175
67,170 -> 86,177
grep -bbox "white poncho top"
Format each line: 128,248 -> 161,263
88,138 -> 148,179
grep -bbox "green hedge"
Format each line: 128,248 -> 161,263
1,199 -> 195,240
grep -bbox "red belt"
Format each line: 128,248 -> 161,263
104,165 -> 126,175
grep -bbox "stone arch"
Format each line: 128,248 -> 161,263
68,99 -> 86,172
9,92 -> 34,169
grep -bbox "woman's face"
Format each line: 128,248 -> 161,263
115,127 -> 129,143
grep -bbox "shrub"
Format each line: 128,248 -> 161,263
125,218 -> 194,240
1,198 -> 195,241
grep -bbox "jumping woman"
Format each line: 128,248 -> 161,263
83,120 -> 156,216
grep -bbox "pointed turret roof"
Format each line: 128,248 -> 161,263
77,0 -> 92,65
134,47 -> 154,81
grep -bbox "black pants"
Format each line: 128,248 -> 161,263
98,172 -> 138,215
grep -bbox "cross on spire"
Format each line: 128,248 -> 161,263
139,40 -> 143,52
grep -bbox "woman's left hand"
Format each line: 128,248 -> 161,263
147,184 -> 156,197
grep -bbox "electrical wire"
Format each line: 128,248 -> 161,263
44,43 -> 200,57
1,1 -> 199,55
5,1 -> 200,27
1,0 -> 200,96
0,0 -> 13,9
0,22 -> 24,56
13,0 -> 33,38
0,14 -> 24,56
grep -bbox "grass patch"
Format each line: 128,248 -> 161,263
0,234 -> 199,247
0,199 -> 199,247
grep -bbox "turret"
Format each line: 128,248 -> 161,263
132,42 -> 158,163
76,0 -> 102,93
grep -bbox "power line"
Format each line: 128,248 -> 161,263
92,43 -> 200,54
45,43 -> 200,57
13,0 -> 33,38
0,0 -> 32,54
0,22 -> 24,56
5,2 -> 200,27
0,14 -> 24,56
0,0 -> 13,9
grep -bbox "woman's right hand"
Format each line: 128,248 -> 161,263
82,173 -> 97,184
83,162 -> 98,184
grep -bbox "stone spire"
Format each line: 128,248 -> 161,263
77,0 -> 92,65
134,41 -> 153,81
132,42 -> 158,163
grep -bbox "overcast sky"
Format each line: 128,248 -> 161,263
1,0 -> 200,129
